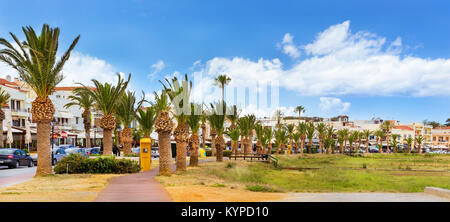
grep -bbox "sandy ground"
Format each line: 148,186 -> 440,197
164,185 -> 286,202
0,174 -> 118,202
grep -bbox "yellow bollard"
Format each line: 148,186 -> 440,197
140,138 -> 152,172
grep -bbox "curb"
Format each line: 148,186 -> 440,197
424,187 -> 450,199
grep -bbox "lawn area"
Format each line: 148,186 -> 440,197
0,174 -> 118,202
156,154 -> 450,199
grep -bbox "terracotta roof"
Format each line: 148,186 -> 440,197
435,126 -> 450,130
53,86 -> 95,91
394,125 -> 414,131
0,78 -> 18,86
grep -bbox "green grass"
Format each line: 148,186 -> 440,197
197,154 -> 450,193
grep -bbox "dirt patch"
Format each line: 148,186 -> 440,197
164,185 -> 286,202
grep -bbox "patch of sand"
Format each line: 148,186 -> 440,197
164,185 -> 286,202
0,174 -> 118,202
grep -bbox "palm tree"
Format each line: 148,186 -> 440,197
152,91 -> 174,176
348,131 -> 358,152
391,134 -> 400,153
405,137 -> 413,154
200,111 -> 207,149
226,105 -> 239,153
316,123 -> 327,154
214,74 -> 231,103
306,122 -> 315,154
415,135 -> 425,153
326,126 -> 335,154
292,132 -> 300,155
160,74 -> 192,172
247,114 -> 257,154
275,128 -> 287,154
76,73 -> 130,156
297,122 -> 307,155
136,107 -> 156,139
337,129 -> 347,154
0,24 -> 80,176
226,126 -> 240,155
362,129 -> 372,153
254,123 -> 265,154
381,121 -> 393,153
294,106 -> 305,118
237,116 -> 250,154
0,89 -> 11,147
115,91 -> 142,155
207,102 -> 227,162
374,130 -> 386,153
264,127 -> 274,154
187,103 -> 202,166
286,123 -> 295,154
65,90 -> 94,148
274,109 -> 284,129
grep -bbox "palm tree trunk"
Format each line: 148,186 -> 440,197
300,137 -> 305,155
211,135 -> 216,156
159,132 -> 173,176
268,142 -> 272,154
189,143 -> 199,167
366,140 -> 369,153
103,129 -> 113,155
308,140 -> 312,154
0,120 -> 3,147
176,141 -> 187,171
85,126 -> 91,148
408,144 -> 411,154
35,122 -> 52,176
379,138 -> 383,153
216,137 -> 224,162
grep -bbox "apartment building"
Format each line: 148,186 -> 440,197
431,126 -> 450,149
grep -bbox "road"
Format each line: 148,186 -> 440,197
0,166 -> 36,188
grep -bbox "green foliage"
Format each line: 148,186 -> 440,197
136,107 -> 156,138
246,185 -> 279,192
54,154 -> 140,174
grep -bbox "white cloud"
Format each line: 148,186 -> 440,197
148,60 -> 165,79
319,97 -> 351,115
278,33 -> 301,58
191,20 -> 450,97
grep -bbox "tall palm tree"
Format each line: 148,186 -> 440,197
200,110 -> 207,149
264,127 -> 274,154
65,90 -> 94,148
0,89 -> 11,147
207,102 -> 226,162
286,123 -> 295,154
115,91 -> 141,155
305,122 -> 315,154
76,73 -> 130,156
226,126 -> 240,155
294,106 -> 305,118
362,129 -> 372,153
415,135 -> 424,154
214,74 -> 231,103
374,129 -> 386,153
297,122 -> 307,155
152,91 -> 174,176
187,103 -> 202,166
0,24 -> 80,176
316,123 -> 327,154
160,74 -> 192,172
381,121 -> 393,153
405,137 -> 413,154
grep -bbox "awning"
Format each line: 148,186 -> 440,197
55,111 -> 73,119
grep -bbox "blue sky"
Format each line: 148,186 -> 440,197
0,0 -> 449,124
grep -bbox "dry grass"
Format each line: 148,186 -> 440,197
0,174 -> 118,202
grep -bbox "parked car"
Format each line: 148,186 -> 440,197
131,147 -> 140,155
31,148 -> 69,165
151,147 -> 159,158
57,144 -> 75,149
85,147 -> 101,155
65,148 -> 88,157
0,149 -> 34,168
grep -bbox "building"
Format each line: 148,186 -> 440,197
431,126 -> 450,150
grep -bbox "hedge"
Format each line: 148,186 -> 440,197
54,154 -> 141,174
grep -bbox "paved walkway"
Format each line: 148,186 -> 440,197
274,193 -> 449,202
95,167 -> 172,202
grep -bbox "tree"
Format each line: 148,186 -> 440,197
214,74 -> 231,103
316,123 -> 327,154
405,137 -> 413,154
275,128 -> 287,154
337,129 -> 348,154
381,121 -> 393,153
326,126 -> 335,154
226,126 -> 240,155
207,102 -> 227,162
237,116 -> 250,154
348,131 -> 359,152
254,123 -> 265,154
247,114 -> 257,154
415,135 -> 425,154
446,118 -> 450,127
136,107 -> 156,139
391,134 -> 400,153
65,90 -> 94,148
362,129 -> 372,153
152,91 -> 174,176
76,73 -> 130,156
187,103 -> 202,166
264,127 -> 274,154
423,119 -> 441,128
292,132 -> 300,155
374,129 -> 386,153
286,123 -> 295,154
306,122 -> 315,154
160,74 -> 192,172
297,122 -> 307,155
294,106 -> 305,118
115,91 -> 142,155
274,109 -> 284,129
0,24 -> 80,176
226,105 -> 239,153
0,88 -> 10,147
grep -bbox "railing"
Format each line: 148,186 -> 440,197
229,153 -> 278,166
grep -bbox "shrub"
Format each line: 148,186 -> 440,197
226,162 -> 235,168
205,150 -> 212,157
246,185 -> 279,192
54,154 -> 141,174
124,153 -> 139,157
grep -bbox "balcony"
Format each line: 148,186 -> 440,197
10,108 -> 30,117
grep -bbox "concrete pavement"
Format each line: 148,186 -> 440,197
0,166 -> 36,188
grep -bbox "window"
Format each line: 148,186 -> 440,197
56,95 -> 61,98
76,117 -> 79,124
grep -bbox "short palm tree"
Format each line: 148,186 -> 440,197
325,126 -> 335,154
337,129 -> 348,154
187,103 -> 202,166
374,129 -> 386,153
152,90 -> 174,176
415,135 -> 425,153
160,74 -> 192,172
348,131 -> 359,152
115,91 -> 141,154
306,122 -> 315,154
274,109 -> 284,129
316,123 -> 327,153
226,105 -> 239,153
297,122 -> 307,155
136,106 -> 156,139
254,123 -> 265,154
237,116 -> 250,153
0,24 -> 80,176
214,74 -> 231,103
391,134 -> 399,153
405,137 -> 413,154
200,111 -> 207,149
75,73 -> 130,156
292,132 -> 300,154
381,121 -> 393,153
286,123 -> 295,154
362,129 -> 372,153
0,89 -> 11,147
264,127 -> 274,154
274,128 -> 287,154
294,106 -> 305,118
207,102 -> 227,162
247,114 -> 257,153
65,90 -> 94,148
226,126 -> 240,155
